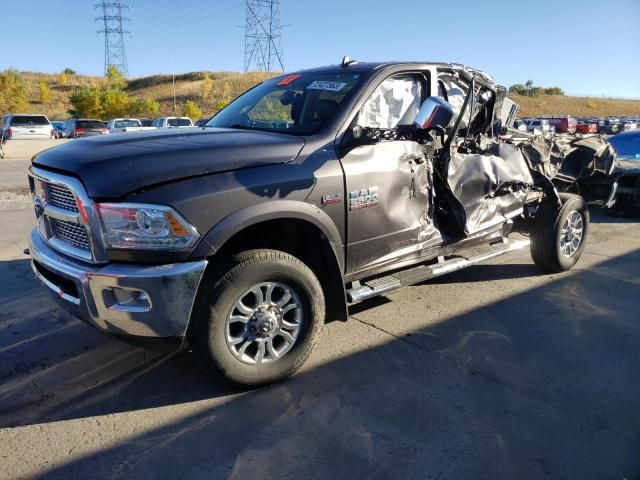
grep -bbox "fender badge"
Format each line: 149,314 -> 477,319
349,187 -> 379,210
321,193 -> 342,205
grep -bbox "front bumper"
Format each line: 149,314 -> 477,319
28,228 -> 207,346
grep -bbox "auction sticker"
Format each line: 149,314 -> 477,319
306,81 -> 347,92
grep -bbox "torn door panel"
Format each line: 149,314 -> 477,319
446,142 -> 533,235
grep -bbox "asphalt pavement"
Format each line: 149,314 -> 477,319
0,159 -> 638,480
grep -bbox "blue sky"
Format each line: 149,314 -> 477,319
2,0 -> 639,97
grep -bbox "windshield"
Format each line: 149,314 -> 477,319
609,132 -> 640,159
10,115 -> 49,126
114,119 -> 141,128
168,118 -> 192,127
206,71 -> 366,135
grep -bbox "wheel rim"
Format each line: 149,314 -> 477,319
560,210 -> 584,257
225,282 -> 303,365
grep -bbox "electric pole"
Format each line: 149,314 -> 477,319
95,2 -> 130,77
244,0 -> 284,72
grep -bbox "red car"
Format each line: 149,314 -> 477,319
542,117 -> 577,134
576,121 -> 597,134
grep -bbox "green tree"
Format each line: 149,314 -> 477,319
508,84 -> 526,95
544,87 -> 564,96
0,71 -> 29,114
183,100 -> 202,120
530,87 -> 545,97
106,65 -> 126,89
38,80 -> 52,104
63,68 -> 76,75
525,79 -> 534,96
68,87 -> 103,118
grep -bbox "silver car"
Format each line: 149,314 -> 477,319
0,114 -> 54,140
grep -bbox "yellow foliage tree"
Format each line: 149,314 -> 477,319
142,98 -> 160,118
201,73 -> 213,101
106,65 -> 126,89
39,81 -> 52,104
183,100 -> 202,121
58,72 -> 69,86
0,71 -> 30,114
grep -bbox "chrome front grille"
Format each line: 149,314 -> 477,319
46,183 -> 78,212
53,219 -> 91,250
29,167 -> 107,263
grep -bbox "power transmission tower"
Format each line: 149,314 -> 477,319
244,0 -> 284,72
95,2 -> 130,77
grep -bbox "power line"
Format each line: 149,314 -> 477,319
244,0 -> 284,72
95,2 -> 130,77
133,1 -> 241,35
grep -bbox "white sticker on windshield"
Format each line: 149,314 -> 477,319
306,81 -> 347,92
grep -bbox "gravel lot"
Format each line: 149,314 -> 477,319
0,159 -> 638,480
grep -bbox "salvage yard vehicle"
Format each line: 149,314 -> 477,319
152,116 -> 194,128
1,114 -> 55,140
62,118 -> 109,138
105,118 -> 157,133
605,130 -> 640,212
542,116 -> 577,134
27,59 -> 606,386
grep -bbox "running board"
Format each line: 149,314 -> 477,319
346,239 -> 530,303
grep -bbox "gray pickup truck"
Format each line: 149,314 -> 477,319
27,59 -> 609,385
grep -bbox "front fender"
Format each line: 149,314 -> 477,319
191,200 -> 345,271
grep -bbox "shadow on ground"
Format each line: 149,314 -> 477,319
1,248 -> 639,479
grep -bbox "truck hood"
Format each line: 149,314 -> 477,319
32,127 -> 305,198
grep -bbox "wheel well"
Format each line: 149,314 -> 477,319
212,218 -> 348,322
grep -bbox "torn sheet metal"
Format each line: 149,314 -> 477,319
446,142 -> 533,235
358,76 -> 422,129
518,134 -> 615,182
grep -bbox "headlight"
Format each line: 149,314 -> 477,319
96,203 -> 200,250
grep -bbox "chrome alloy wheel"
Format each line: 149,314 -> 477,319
225,282 -> 303,365
560,210 -> 584,257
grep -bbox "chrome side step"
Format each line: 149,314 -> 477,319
346,239 -> 530,303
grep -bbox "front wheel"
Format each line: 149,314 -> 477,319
530,193 -> 589,272
190,249 -> 325,386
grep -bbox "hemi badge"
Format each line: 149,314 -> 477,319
321,193 -> 342,205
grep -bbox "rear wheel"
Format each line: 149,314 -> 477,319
190,249 -> 325,386
530,193 -> 589,272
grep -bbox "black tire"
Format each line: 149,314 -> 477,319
190,249 -> 325,386
530,193 -> 589,272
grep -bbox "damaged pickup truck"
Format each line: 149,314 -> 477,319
27,59 -> 606,385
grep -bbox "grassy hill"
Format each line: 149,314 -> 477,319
7,70 -> 640,120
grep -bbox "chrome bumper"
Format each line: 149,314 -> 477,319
28,228 -> 207,341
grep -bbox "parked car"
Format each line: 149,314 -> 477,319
598,118 -> 620,135
105,118 -> 157,134
152,117 -> 194,128
541,117 -> 577,134
0,114 -> 54,140
51,121 -> 66,138
29,60 -> 599,386
513,119 -> 527,132
605,130 -> 640,212
523,118 -> 550,133
63,119 -> 109,138
575,119 -> 597,134
139,118 -> 154,127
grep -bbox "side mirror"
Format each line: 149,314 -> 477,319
414,97 -> 455,132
